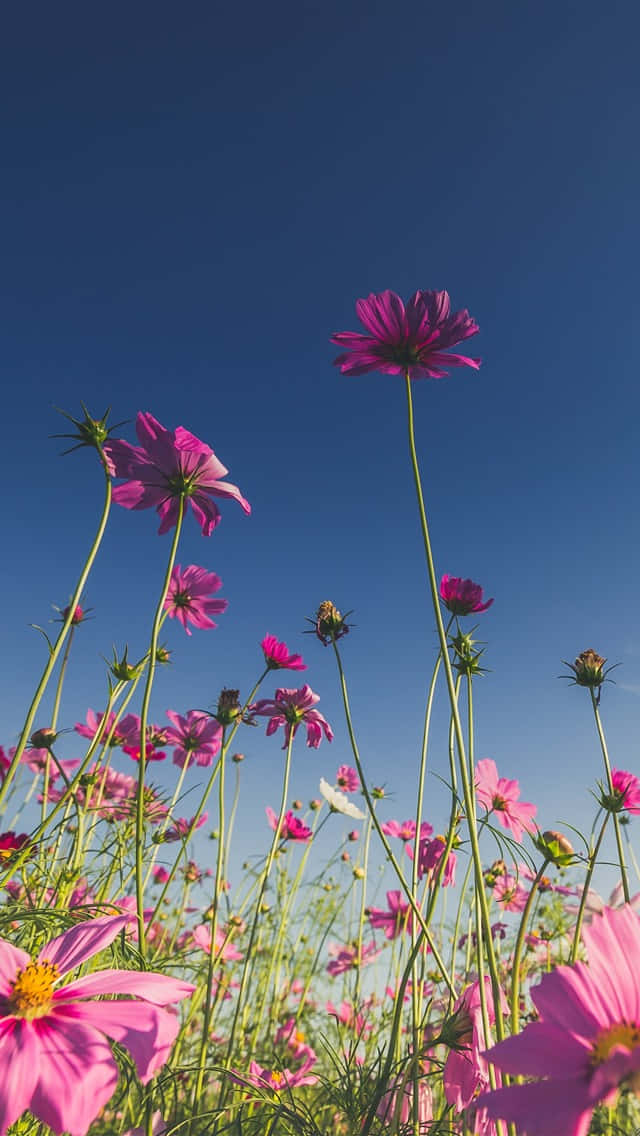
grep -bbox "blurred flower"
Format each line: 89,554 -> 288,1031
327,940 -> 381,976
230,1057 -> 318,1094
382,818 -> 432,842
608,768 -> 640,815
105,411 -> 250,536
0,913 -> 193,1135
164,812 -> 209,843
440,574 -> 494,616
152,866 -> 170,885
251,685 -> 333,748
165,710 -> 222,768
0,832 -> 30,862
475,758 -> 537,842
319,778 -> 365,819
331,288 -> 480,380
411,834 -> 457,887
192,923 -> 242,962
335,764 -> 359,792
261,635 -> 307,671
164,564 -> 227,635
266,807 -> 312,842
565,881 -> 640,924
376,1072 -> 433,1131
479,906 -> 640,1136
367,890 -> 412,940
443,977 -> 507,1122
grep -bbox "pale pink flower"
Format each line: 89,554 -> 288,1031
261,634 -> 307,671
383,818 -> 433,842
326,999 -> 372,1036
440,574 -> 493,616
43,764 -> 167,825
164,564 -> 227,635
479,906 -> 640,1136
165,710 -> 222,768
18,748 -> 80,780
327,940 -> 381,976
475,758 -> 537,841
274,1017 -> 317,1062
0,914 -> 193,1135
331,289 -> 480,380
443,977 -> 507,1120
265,807 -> 312,842
610,767 -> 640,814
367,890 -> 412,940
105,411 -> 250,536
518,862 -> 576,897
231,1057 -> 318,1094
335,764 -> 359,792
74,709 -> 121,746
250,685 -> 333,749
191,923 -> 242,962
565,881 -> 640,924
376,1073 -> 433,1131
492,873 -> 528,913
122,1113 -> 166,1136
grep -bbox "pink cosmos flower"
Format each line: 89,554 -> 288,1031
409,834 -> 457,887
0,748 -> 10,782
565,881 -> 640,925
443,977 -> 507,1123
518,862 -> 576,897
331,288 -> 480,380
18,748 -> 80,780
250,685 -> 333,749
74,709 -> 122,746
0,832 -> 30,862
274,1017 -> 317,1063
231,1057 -> 318,1094
164,812 -> 208,842
164,564 -> 227,635
105,411 -> 250,536
335,764 -> 359,792
327,940 -> 381,976
610,767 -> 640,814
376,1073 -> 433,1131
266,807 -> 312,842
165,710 -> 222,768
383,818 -> 433,842
479,906 -> 640,1136
475,758 -> 537,842
191,923 -> 242,963
122,1113 -> 166,1136
367,890 -> 412,940
43,764 -> 167,825
492,872 -> 528,913
326,999 -> 372,1037
440,574 -> 494,616
152,866 -> 170,885
0,913 -> 193,1135
261,634 -> 307,671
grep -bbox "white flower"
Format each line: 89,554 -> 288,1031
319,777 -> 366,820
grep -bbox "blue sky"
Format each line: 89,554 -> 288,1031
2,1 -> 639,886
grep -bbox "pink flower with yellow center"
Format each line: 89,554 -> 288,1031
331,289 -> 480,380
250,684 -> 333,749
479,906 -> 640,1136
335,764 -> 359,792
0,914 -> 193,1135
165,709 -> 222,768
164,564 -> 228,635
475,758 -> 537,842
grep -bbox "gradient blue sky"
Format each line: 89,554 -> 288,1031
2,1 -> 639,882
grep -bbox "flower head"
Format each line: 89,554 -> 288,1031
105,411 -> 250,536
251,685 -> 333,749
443,977 -> 507,1119
266,807 -> 312,842
0,913 -> 193,1135
165,710 -> 222,768
605,768 -> 640,815
164,564 -> 227,635
440,574 -> 494,616
331,288 -> 480,380
475,758 -> 537,842
336,764 -> 359,792
479,906 -> 640,1136
367,890 -> 412,940
327,940 -> 381,976
307,601 -> 351,646
261,635 -> 307,671
0,831 -> 30,863
319,778 -> 366,819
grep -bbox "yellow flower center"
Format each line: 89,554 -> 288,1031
270,1070 -> 284,1088
8,960 -> 59,1019
591,1022 -> 640,1065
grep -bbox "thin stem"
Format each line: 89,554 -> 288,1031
571,812 -> 610,963
589,688 -> 629,902
511,860 -> 549,1033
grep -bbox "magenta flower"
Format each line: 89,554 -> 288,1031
164,564 -> 228,635
261,634 -> 307,671
250,685 -> 333,749
165,710 -> 222,767
475,758 -> 537,842
335,764 -> 359,792
0,913 -> 193,1135
410,834 -> 457,887
382,818 -> 433,842
0,748 -> 10,783
610,768 -> 640,815
327,940 -> 381,976
105,411 -> 250,536
0,832 -> 30,862
479,906 -> 640,1136
231,1057 -> 318,1094
444,977 -> 507,1122
266,807 -> 312,842
440,574 -> 494,616
192,923 -> 242,963
152,866 -> 170,884
368,890 -> 412,940
164,812 -> 208,842
331,288 -> 480,380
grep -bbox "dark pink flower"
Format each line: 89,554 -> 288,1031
0,832 -> 30,862
152,866 -> 170,884
479,906 -> 640,1136
261,635 -> 307,671
266,807 -> 312,842
368,890 -> 412,940
475,759 -> 537,842
411,834 -> 457,887
164,812 -> 208,842
0,913 -> 193,1135
335,764 -> 359,792
61,604 -> 85,625
610,768 -> 640,815
165,710 -> 222,768
327,940 -> 381,977
250,685 -> 333,749
440,575 -> 494,616
105,411 -> 250,537
331,289 -> 480,380
164,564 -> 227,635
74,709 -> 122,746
0,748 -> 10,783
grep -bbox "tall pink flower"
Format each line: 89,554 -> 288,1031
492,872 -> 528,913
0,913 -> 193,1135
165,710 -> 222,767
475,758 -> 537,842
327,940 -> 381,976
383,819 -> 433,842
610,768 -> 640,815
266,806 -> 312,842
479,906 -> 640,1136
261,635 -> 307,671
164,564 -> 228,635
74,709 -> 122,746
410,834 -> 457,887
367,890 -> 412,940
331,289 -> 480,380
105,411 -> 250,536
440,574 -> 494,616
336,764 -> 359,792
250,685 -> 333,749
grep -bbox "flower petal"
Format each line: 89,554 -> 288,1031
29,1016 -> 119,1136
57,967 -> 195,1005
55,1000 -> 180,1083
40,914 -> 129,977
0,1020 -> 40,1132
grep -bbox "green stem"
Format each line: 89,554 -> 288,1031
50,627 -> 75,732
135,495 -> 185,958
571,812 -> 610,963
511,859 -> 549,1033
589,688 -> 629,902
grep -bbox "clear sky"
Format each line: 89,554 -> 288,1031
2,1 -> 639,884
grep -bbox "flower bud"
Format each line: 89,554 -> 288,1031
348,829 -> 360,842
232,752 -> 245,764
292,799 -> 303,810
30,727 -> 56,750
341,851 -> 350,862
535,829 -> 576,867
353,865 -> 365,879
215,688 -> 241,726
309,798 -> 322,811
309,601 -> 351,646
372,786 -> 385,800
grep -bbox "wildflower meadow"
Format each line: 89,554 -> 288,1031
3,287 -> 640,1136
